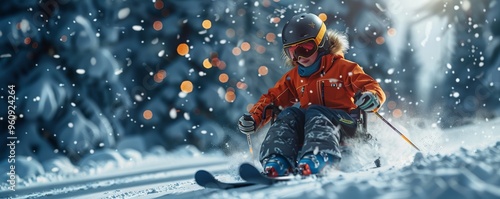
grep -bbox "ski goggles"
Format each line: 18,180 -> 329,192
283,39 -> 318,61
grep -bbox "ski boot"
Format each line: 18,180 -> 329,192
298,152 -> 339,176
263,155 -> 292,177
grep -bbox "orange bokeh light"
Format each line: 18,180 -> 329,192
393,109 -> 403,118
153,21 -> 163,31
154,0 -> 164,9
237,82 -> 248,90
271,17 -> 280,23
258,66 -> 269,76
265,33 -> 276,42
225,90 -> 236,102
219,73 -> 229,83
318,13 -> 328,21
203,58 -> 212,69
180,80 -> 193,93
217,61 -> 227,70
154,70 -> 167,83
262,0 -> 271,7
241,42 -> 251,51
143,110 -> 153,120
24,37 -> 31,45
388,28 -> 397,37
177,43 -> 189,56
202,20 -> 212,29
255,45 -> 266,54
376,36 -> 385,45
232,47 -> 242,56
387,101 -> 397,110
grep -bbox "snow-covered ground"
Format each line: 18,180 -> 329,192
1,117 -> 500,199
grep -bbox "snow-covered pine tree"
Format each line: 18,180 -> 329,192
0,0 -> 253,163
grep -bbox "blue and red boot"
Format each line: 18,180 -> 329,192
263,155 -> 292,177
298,152 -> 339,176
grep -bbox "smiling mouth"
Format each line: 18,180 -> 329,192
300,58 -> 312,64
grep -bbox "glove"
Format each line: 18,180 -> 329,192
355,92 -> 380,112
238,113 -> 256,134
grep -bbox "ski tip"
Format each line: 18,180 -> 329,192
239,162 -> 264,180
195,170 -> 211,177
195,170 -> 214,186
239,163 -> 259,172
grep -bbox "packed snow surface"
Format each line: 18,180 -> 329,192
1,118 -> 500,199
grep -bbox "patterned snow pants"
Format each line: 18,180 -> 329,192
259,105 -> 357,168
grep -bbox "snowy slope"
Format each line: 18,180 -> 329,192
1,118 -> 500,199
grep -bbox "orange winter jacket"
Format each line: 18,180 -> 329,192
249,53 -> 386,128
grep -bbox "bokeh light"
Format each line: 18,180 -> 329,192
241,42 -> 251,51
255,45 -> 266,54
393,109 -> 403,118
388,28 -> 397,37
376,36 -> 385,45
154,0 -> 164,9
265,33 -> 276,42
203,58 -> 212,69
318,13 -> 327,21
219,73 -> 229,83
262,0 -> 271,7
271,17 -> 280,23
258,66 -> 269,76
202,19 -> 212,29
226,28 -> 235,38
60,35 -> 67,42
143,110 -> 153,120
387,101 -> 397,110
246,103 -> 254,112
180,80 -> 193,93
153,21 -> 163,31
24,37 -> 31,45
217,61 -> 226,70
225,89 -> 236,102
232,47 -> 242,56
177,43 -> 189,56
154,70 -> 167,83
237,82 -> 248,90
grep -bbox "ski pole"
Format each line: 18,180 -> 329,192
373,112 -> 421,151
242,114 -> 255,155
246,133 -> 253,155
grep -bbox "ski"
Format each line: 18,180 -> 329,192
194,170 -> 255,189
238,163 -> 296,185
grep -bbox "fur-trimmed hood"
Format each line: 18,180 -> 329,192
283,30 -> 349,67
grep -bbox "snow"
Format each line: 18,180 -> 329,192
2,0 -> 500,198
1,118 -> 500,199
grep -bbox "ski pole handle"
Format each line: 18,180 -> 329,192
243,113 -> 254,123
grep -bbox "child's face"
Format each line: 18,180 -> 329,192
285,40 -> 320,67
296,51 -> 319,67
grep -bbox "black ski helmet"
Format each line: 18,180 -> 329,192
282,13 -> 329,56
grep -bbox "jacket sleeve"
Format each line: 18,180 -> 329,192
248,73 -> 297,128
345,63 -> 386,111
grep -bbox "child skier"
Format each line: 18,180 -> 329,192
238,13 -> 386,177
